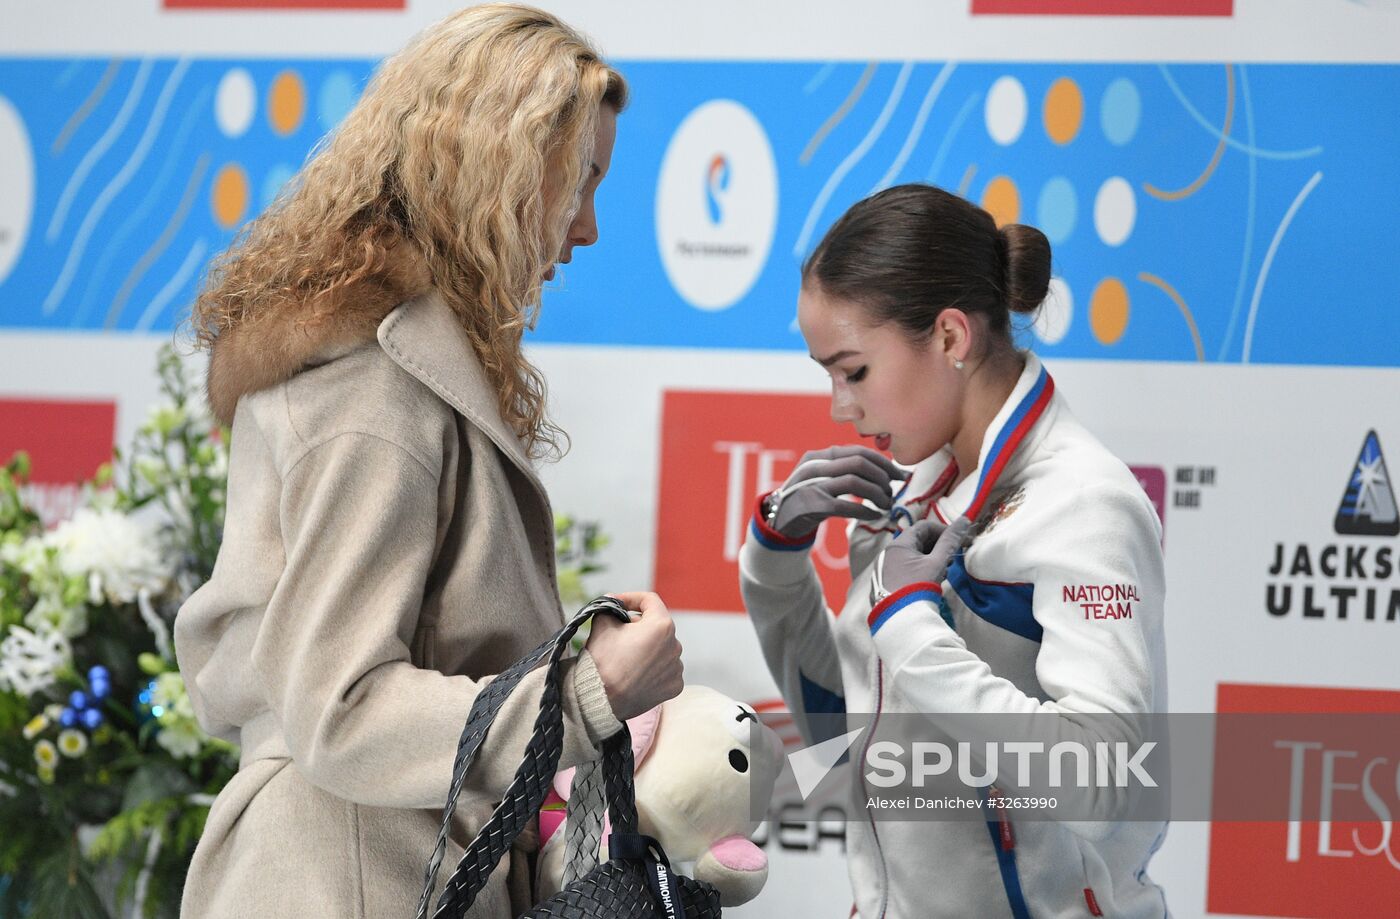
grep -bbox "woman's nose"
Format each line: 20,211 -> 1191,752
830,386 -> 861,424
569,203 -> 599,249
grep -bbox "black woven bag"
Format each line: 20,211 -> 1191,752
413,596 -> 723,919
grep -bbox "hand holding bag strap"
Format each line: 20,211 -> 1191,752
413,596 -> 631,919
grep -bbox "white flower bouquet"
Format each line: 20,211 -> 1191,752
0,347 -> 235,919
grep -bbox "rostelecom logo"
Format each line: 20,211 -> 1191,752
656,100 -> 778,312
1335,430 -> 1399,537
705,155 -> 730,225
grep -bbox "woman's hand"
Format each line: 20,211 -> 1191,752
584,591 -> 684,721
765,445 -> 903,539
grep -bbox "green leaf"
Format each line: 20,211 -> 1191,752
122,763 -> 197,812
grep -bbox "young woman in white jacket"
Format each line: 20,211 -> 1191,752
740,184 -> 1170,918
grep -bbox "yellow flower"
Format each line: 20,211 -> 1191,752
38,765 -> 55,785
34,739 -> 58,769
23,714 -> 49,740
57,729 -> 88,758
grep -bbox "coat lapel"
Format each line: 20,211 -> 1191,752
376,292 -> 548,503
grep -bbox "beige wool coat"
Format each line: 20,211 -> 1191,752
174,291 -> 621,918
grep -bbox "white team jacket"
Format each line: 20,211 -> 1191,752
740,354 -> 1170,919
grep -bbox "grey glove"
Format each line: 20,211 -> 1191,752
765,445 -> 903,539
872,517 -> 972,604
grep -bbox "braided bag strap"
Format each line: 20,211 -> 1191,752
414,596 -> 630,919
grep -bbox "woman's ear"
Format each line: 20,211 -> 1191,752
936,308 -> 973,368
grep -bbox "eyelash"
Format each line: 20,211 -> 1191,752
845,367 -> 868,383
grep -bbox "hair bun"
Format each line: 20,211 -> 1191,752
999,223 -> 1051,314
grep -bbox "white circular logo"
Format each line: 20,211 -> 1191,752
0,95 -> 34,287
656,100 -> 778,312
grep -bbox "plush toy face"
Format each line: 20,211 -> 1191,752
538,685 -> 784,907
633,686 -> 783,859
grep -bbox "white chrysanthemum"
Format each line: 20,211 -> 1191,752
57,729 -> 89,758
34,738 -> 58,769
23,593 -> 89,639
0,534 -> 52,580
47,507 -> 169,605
152,672 -> 196,720
155,720 -> 203,759
151,672 -> 205,759
0,625 -> 72,697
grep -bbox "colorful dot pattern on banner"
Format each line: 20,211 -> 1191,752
212,164 -> 249,229
269,70 -> 306,137
318,70 -> 359,128
1036,177 -> 1078,245
981,175 -> 1021,226
1043,77 -> 1083,145
1090,277 -> 1130,345
1094,176 -> 1137,247
261,164 -> 296,210
216,68 -> 255,139
1036,277 -> 1073,345
985,76 -> 1028,146
0,58 -> 1395,367
1101,78 -> 1142,146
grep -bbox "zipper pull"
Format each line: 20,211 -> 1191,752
989,787 -> 1015,850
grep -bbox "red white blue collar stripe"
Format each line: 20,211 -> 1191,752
964,365 -> 1054,523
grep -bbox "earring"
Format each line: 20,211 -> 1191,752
953,359 -> 965,370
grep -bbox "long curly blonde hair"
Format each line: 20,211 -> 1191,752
191,3 -> 627,459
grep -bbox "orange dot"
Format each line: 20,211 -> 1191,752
1042,77 -> 1084,146
268,70 -> 306,137
1090,277 -> 1130,345
980,175 -> 1021,227
211,163 -> 250,229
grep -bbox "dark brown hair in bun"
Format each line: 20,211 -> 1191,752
804,183 -> 1051,344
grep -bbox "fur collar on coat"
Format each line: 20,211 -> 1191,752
205,252 -> 432,427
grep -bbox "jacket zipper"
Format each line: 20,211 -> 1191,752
989,786 -> 1015,851
857,660 -> 891,919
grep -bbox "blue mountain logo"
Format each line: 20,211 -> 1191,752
1335,430 -> 1399,537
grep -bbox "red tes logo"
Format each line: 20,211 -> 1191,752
1208,683 -> 1400,918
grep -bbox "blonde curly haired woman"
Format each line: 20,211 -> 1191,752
174,6 -> 684,916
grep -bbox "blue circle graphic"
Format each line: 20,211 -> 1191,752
261,164 -> 296,211
1101,78 -> 1141,146
1037,177 -> 1078,246
318,70 -> 359,129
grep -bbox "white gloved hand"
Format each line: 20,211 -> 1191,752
871,517 -> 972,604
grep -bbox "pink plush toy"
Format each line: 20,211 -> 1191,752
537,686 -> 783,906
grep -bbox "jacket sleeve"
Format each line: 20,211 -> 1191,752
253,431 -> 619,810
866,481 -> 1167,832
738,493 -> 848,746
